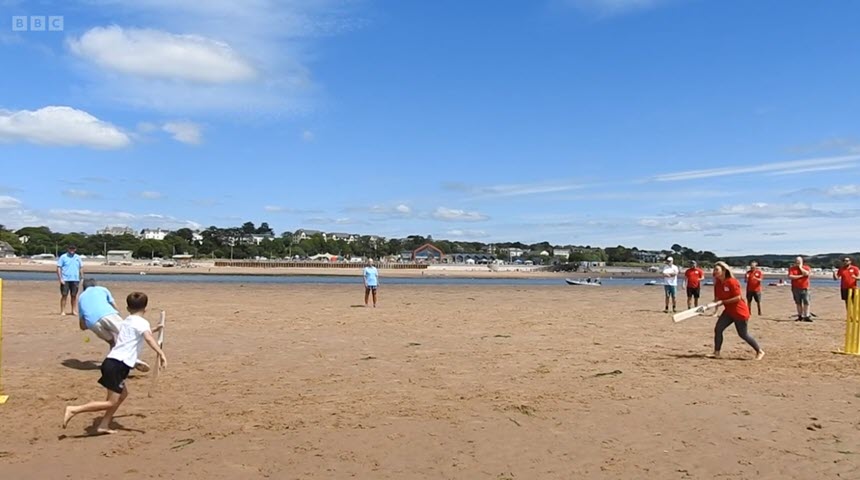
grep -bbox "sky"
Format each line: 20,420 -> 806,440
1,0 -> 859,256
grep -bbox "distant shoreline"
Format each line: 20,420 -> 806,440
0,261 -> 665,280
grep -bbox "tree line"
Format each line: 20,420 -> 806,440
1,223 -> 853,267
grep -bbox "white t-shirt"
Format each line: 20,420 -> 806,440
107,314 -> 151,368
662,264 -> 680,286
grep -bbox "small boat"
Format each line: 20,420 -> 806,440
566,278 -> 602,286
703,280 -> 714,286
644,280 -> 659,286
768,281 -> 789,287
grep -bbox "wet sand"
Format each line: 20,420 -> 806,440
0,281 -> 858,479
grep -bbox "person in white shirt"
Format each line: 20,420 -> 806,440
363,259 -> 380,307
662,256 -> 680,313
63,291 -> 166,435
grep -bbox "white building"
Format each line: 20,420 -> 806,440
106,250 -> 134,263
97,226 -> 137,237
552,248 -> 570,259
634,250 -> 663,263
328,232 -> 358,243
141,228 -> 169,241
244,233 -> 275,245
294,229 -> 324,242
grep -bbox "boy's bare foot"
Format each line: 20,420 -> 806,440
755,350 -> 765,360
95,428 -> 117,435
63,407 -> 75,428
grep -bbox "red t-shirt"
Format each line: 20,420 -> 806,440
837,265 -> 860,290
788,265 -> 811,289
745,269 -> 763,292
684,267 -> 704,288
714,277 -> 750,321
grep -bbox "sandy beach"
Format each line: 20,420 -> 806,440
1,280 -> 858,479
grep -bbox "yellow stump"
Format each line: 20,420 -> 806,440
835,288 -> 860,356
0,278 -> 7,404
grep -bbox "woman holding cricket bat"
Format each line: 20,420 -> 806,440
707,261 -> 765,360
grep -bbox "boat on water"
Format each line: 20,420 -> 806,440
566,278 -> 602,286
644,280 -> 659,286
703,280 -> 714,286
768,280 -> 789,287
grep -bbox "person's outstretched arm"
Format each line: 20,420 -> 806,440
143,331 -> 167,368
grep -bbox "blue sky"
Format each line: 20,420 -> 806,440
1,0 -> 859,255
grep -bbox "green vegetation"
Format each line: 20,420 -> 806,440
1,224 -> 854,266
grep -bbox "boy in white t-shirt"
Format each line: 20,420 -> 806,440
63,292 -> 166,434
662,256 -> 680,313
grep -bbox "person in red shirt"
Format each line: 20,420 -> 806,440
744,260 -> 764,316
833,257 -> 860,306
704,261 -> 764,360
788,256 -> 812,322
684,260 -> 705,309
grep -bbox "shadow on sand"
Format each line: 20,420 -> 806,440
61,359 -> 101,371
58,416 -> 146,440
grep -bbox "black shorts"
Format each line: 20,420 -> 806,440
98,358 -> 130,394
60,281 -> 80,296
686,286 -> 700,299
747,291 -> 762,303
842,289 -> 853,302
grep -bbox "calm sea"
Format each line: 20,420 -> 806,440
0,271 -> 842,288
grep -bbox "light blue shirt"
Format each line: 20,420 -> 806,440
364,266 -> 379,287
57,253 -> 82,281
78,286 -> 118,329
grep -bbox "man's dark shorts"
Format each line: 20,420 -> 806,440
686,286 -> 700,299
792,287 -> 810,305
842,289 -> 858,302
747,291 -> 762,303
60,281 -> 80,296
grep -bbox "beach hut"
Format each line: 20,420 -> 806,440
106,250 -> 133,264
0,241 -> 16,258
173,254 -> 194,267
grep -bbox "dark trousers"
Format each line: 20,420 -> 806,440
715,312 -> 760,352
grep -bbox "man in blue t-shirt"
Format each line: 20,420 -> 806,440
57,244 -> 84,316
363,259 -> 379,308
78,279 -> 123,349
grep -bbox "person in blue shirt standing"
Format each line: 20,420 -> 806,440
57,244 -> 84,316
363,258 -> 379,308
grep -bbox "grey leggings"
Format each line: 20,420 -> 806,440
715,312 -> 761,352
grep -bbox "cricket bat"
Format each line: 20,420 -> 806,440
149,310 -> 166,397
673,302 -> 719,323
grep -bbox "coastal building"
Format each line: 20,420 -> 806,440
445,253 -> 496,264
141,228 -> 169,241
243,233 -> 275,245
294,229 -> 324,242
0,241 -> 17,257
192,231 -> 204,244
328,232 -> 358,243
106,250 -> 134,263
97,226 -> 137,237
173,254 -> 194,267
412,243 -> 444,262
552,248 -> 570,259
634,250 -> 663,263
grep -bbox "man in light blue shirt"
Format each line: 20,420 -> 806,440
57,244 -> 84,316
363,259 -> 379,307
78,279 -> 123,348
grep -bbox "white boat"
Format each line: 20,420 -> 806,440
566,278 -> 602,286
644,280 -> 659,286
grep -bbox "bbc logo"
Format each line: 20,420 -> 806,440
11,16 -> 64,31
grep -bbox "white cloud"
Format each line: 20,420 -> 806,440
301,130 -> 315,142
69,26 -> 256,84
62,1 -> 359,114
162,121 -> 202,144
0,106 -> 130,149
395,204 -> 411,214
433,207 -> 489,222
139,191 -> 164,200
343,204 -> 413,218
1,207 -> 201,232
651,154 -> 860,182
63,189 -> 100,199
0,195 -> 22,209
824,185 -> 860,197
445,229 -> 488,238
444,180 -> 587,198
565,0 -> 673,15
